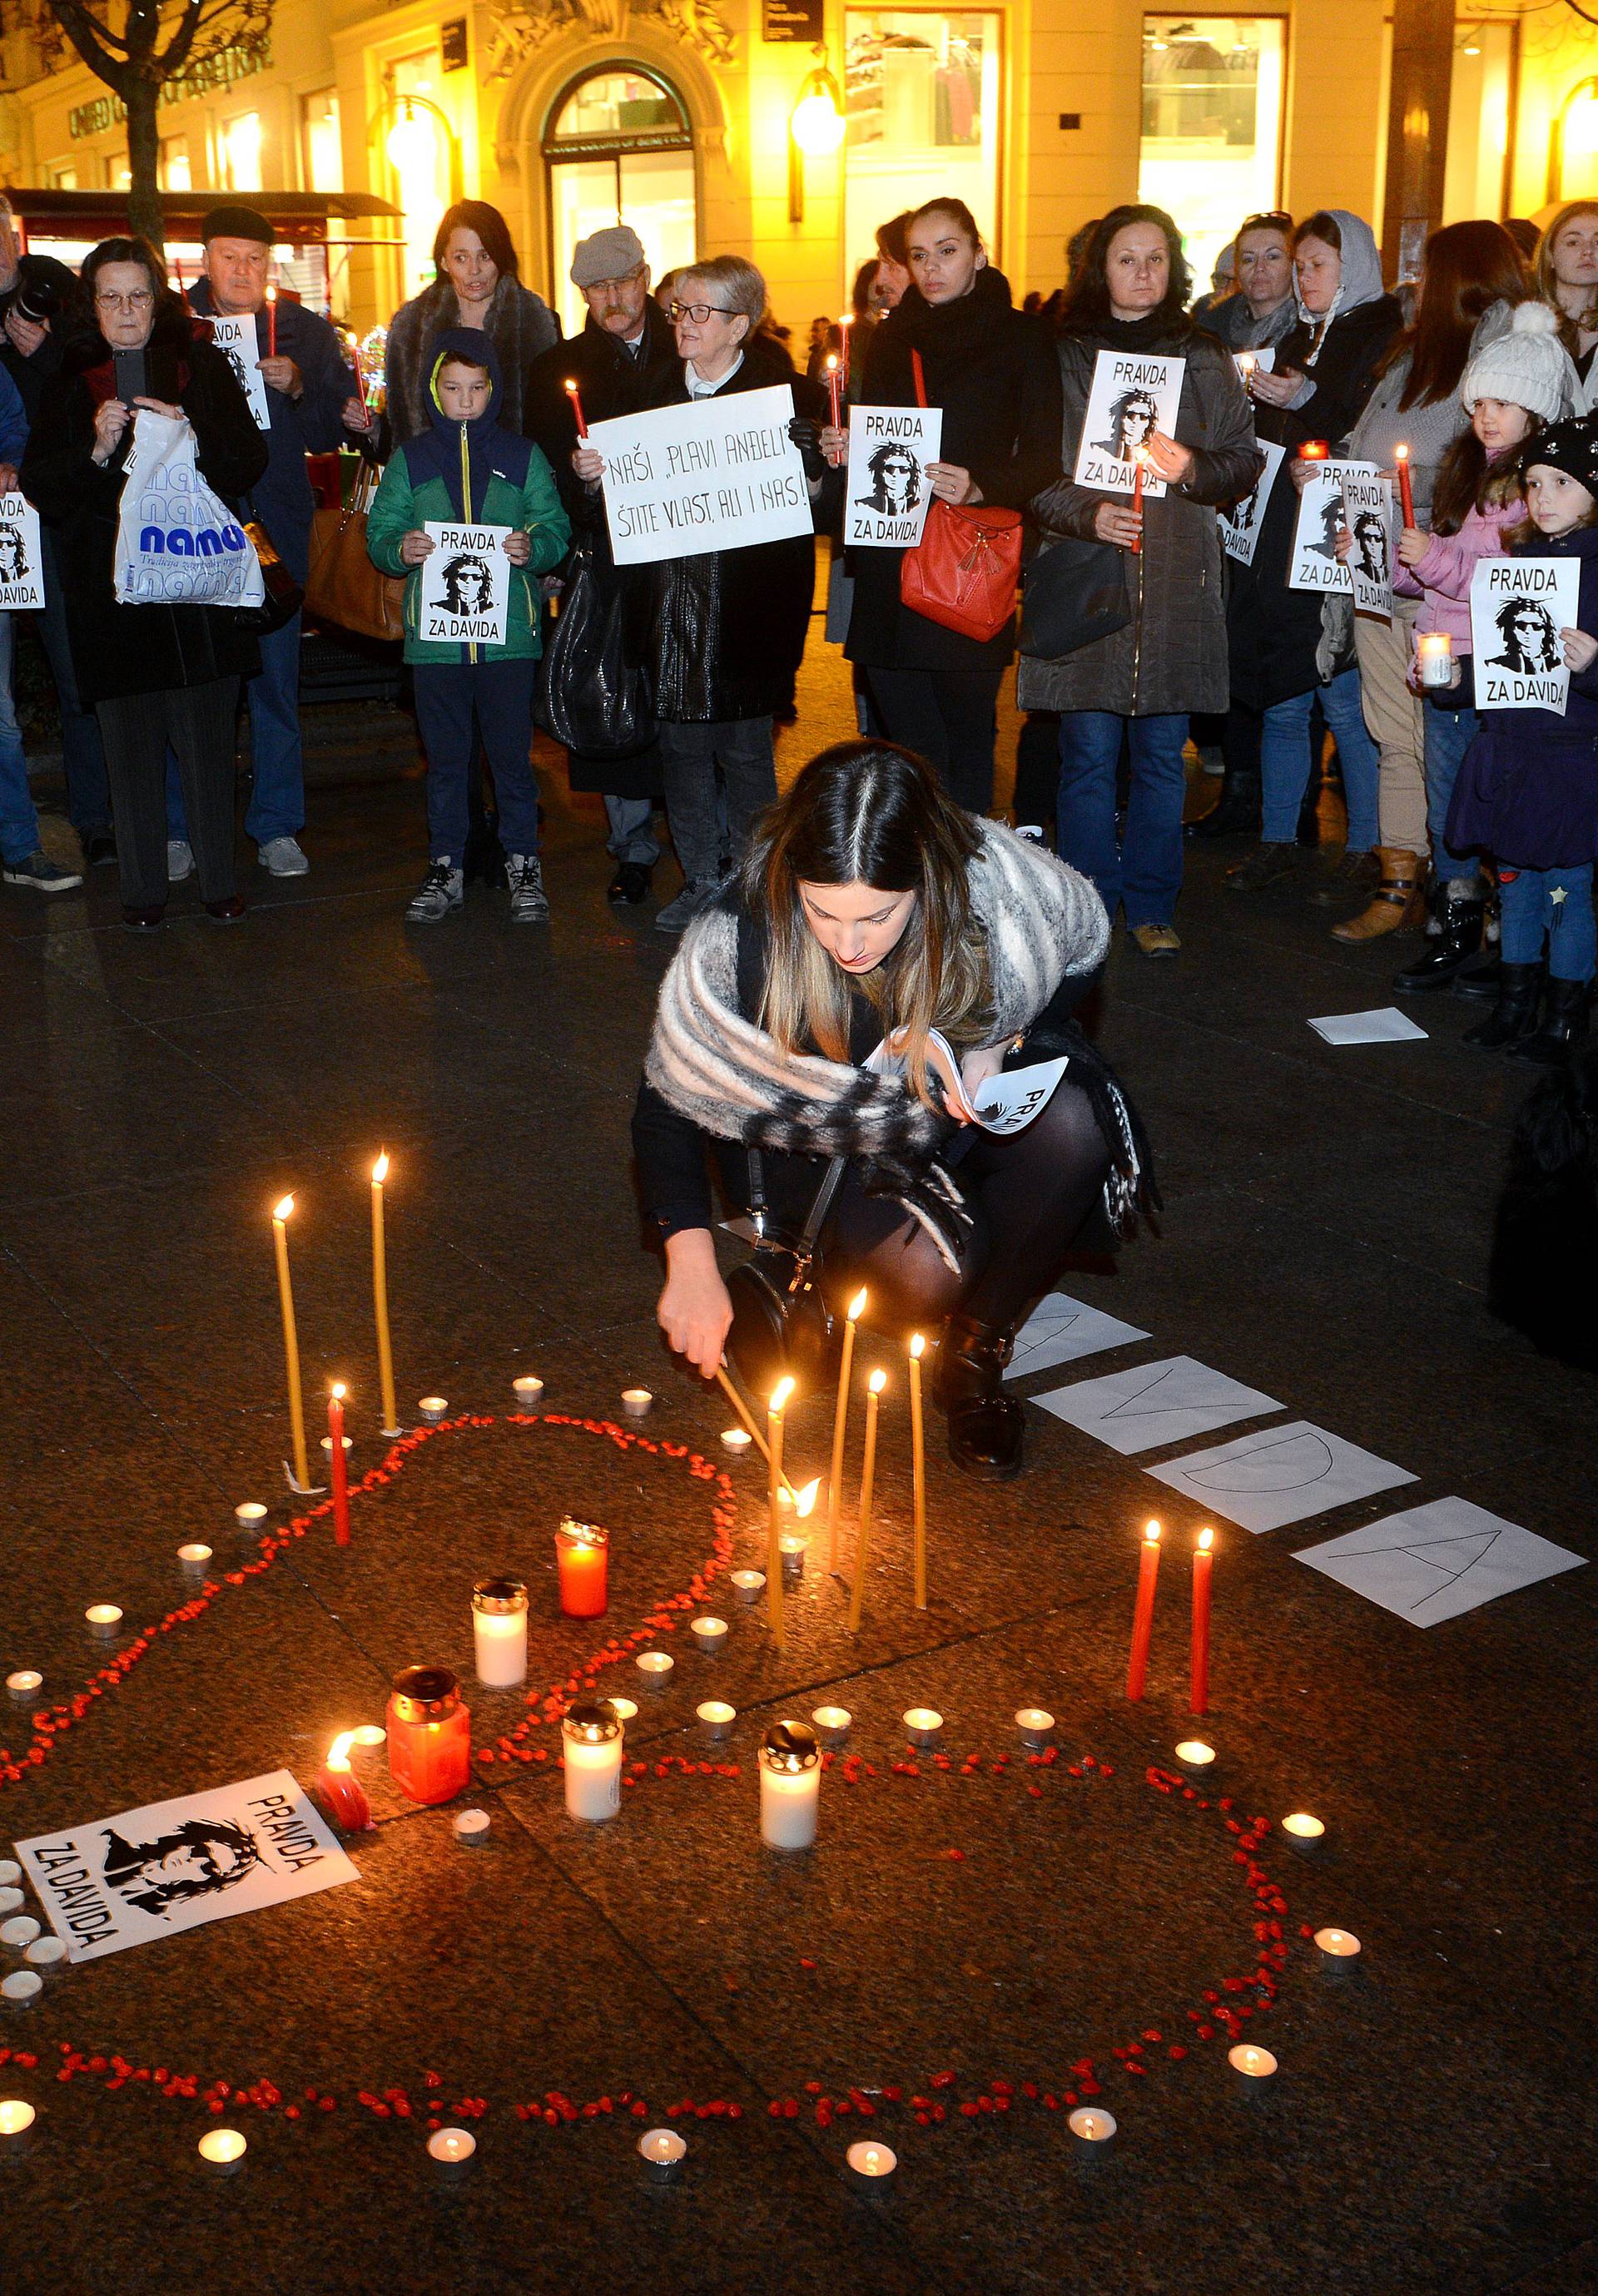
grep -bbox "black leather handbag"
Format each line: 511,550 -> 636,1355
724,1151 -> 847,1401
1018,533 -> 1130,661
535,538 -> 657,758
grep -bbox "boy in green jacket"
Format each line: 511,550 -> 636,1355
367,326 -> 570,921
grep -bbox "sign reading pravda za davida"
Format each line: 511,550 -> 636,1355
587,384 -> 814,568
1470,556 -> 1581,718
12,1770 -> 358,1961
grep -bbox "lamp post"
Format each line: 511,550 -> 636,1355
789,63 -> 845,226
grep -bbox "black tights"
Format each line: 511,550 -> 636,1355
825,1080 -> 1111,1339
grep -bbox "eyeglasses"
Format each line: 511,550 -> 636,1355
95,289 -> 154,312
669,301 -> 736,325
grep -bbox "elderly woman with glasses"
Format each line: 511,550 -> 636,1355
21,235 -> 267,928
573,253 -> 840,934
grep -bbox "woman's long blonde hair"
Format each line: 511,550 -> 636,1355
741,743 -> 990,1109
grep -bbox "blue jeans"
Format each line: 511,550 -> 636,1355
1056,710 -> 1188,927
0,612 -> 40,865
1500,865 -> 1596,982
168,612 -> 303,844
1422,690 -> 1482,886
414,658 -> 540,861
1260,667 -> 1380,850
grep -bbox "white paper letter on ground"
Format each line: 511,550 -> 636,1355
1004,1292 -> 1151,1380
1033,1356 -> 1282,1455
1146,1420 -> 1417,1533
1294,1498 -> 1584,1625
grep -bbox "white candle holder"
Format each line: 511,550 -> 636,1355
1,1971 -> 42,2011
635,1650 -> 675,1689
1313,1926 -> 1362,1979
234,1502 -> 268,1537
759,1720 -> 821,1850
22,1938 -> 65,1974
810,1705 -> 851,1748
779,1534 -> 807,1580
0,2099 -> 36,2160
85,1604 -> 122,1640
902,1708 -> 943,1748
638,2126 -> 686,2183
177,1543 -> 213,1577
608,1696 -> 638,1725
563,1701 -> 623,1822
0,1891 -> 22,1917
0,1918 -> 40,1952
690,1616 -> 728,1655
418,1397 -> 449,1426
1015,1707 -> 1056,1747
697,1699 -> 737,1744
452,1808 -> 491,1847
5,1673 -> 41,1705
729,1570 -> 766,1604
197,2128 -> 247,2177
1174,1739 -> 1216,1776
0,1864 -> 17,1887
512,1376 -> 545,1408
472,1577 -> 529,1689
1228,2042 -> 1278,2100
1068,2105 -> 1117,2164
720,1427 -> 753,1455
1282,1812 -> 1327,1857
620,1388 -> 653,1421
426,2126 -> 476,2181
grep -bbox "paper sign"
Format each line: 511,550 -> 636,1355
419,523 -> 511,647
1034,1356 -> 1282,1457
0,491 -> 45,610
971,1057 -> 1071,1134
1294,1498 -> 1585,1626
845,403 -> 942,548
1004,1292 -> 1149,1380
590,384 -> 811,567
1146,1420 -> 1416,1533
1307,1007 -> 1428,1045
1340,467 -> 1394,618
12,1769 -> 358,1962
1470,557 -> 1579,717
1218,439 -> 1285,568
208,312 -> 271,432
1073,351 -> 1186,498
1288,461 -> 1372,593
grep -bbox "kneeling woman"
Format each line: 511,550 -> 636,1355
632,743 -> 1154,1477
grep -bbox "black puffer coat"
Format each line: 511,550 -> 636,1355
845,266 -> 1063,673
21,305 -> 268,707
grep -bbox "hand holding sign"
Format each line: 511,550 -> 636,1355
1471,556 -> 1581,715
846,404 -> 942,548
1074,351 -> 1186,498
418,522 -> 511,646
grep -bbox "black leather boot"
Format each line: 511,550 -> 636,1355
1393,894 -> 1486,993
1452,948 -> 1501,1001
1187,765 -> 1261,841
933,1315 -> 1025,1480
1508,975 -> 1591,1067
1462,962 -> 1541,1049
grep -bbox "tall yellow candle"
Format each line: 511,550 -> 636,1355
826,1288 -> 866,1570
909,1333 -> 927,1610
370,1151 -> 400,1436
270,1195 -> 310,1491
846,1370 -> 887,1634
767,1376 -> 794,1654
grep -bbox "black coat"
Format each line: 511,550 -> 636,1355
845,267 -> 1063,673
1225,294 -> 1402,712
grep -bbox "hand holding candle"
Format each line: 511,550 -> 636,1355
328,1383 -> 350,1546
563,377 -> 588,437
845,1370 -> 886,1634
1190,1525 -> 1213,1714
827,1289 -> 866,1569
1125,1519 -> 1162,1701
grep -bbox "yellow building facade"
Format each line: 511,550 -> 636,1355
0,0 -> 1592,337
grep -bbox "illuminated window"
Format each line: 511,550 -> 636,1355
1139,17 -> 1286,290
48,163 -> 78,189
543,67 -> 697,336
845,13 -> 1001,284
223,111 -> 263,191
303,90 -> 343,194
160,136 -> 191,191
388,56 -> 453,302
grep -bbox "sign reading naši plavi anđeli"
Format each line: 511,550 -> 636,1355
588,385 -> 813,567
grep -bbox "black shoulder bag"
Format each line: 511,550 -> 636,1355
724,1150 -> 847,1400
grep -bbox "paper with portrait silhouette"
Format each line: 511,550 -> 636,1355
207,313 -> 271,432
1288,462 -> 1374,593
12,1769 -> 358,1961
846,404 -> 941,548
0,491 -> 44,611
1218,440 -> 1285,569
1339,467 -> 1394,618
1073,351 -> 1185,498
420,523 -> 512,647
1471,557 -> 1579,717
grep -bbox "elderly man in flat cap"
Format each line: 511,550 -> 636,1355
525,226 -> 677,905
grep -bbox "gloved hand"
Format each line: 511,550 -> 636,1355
788,415 -> 828,484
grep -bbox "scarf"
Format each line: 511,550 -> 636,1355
646,821 -> 1149,1262
1295,210 -> 1386,367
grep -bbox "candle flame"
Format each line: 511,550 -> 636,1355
1144,1518 -> 1162,1545
272,1193 -> 295,1222
825,352 -> 838,374
847,1287 -> 867,1322
1197,1526 -> 1214,1554
1394,442 -> 1409,461
909,1331 -> 926,1359
794,1478 -> 821,1519
563,377 -> 579,394
838,310 -> 852,325
868,1368 -> 887,1395
372,1150 -> 390,1183
330,1381 -> 345,1401
326,1731 -> 353,1770
266,284 -> 276,302
769,1376 -> 795,1413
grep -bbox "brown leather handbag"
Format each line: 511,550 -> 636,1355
305,461 -> 405,643
898,349 -> 1024,645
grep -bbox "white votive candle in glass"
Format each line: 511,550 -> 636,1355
418,1396 -> 449,1425
1418,631 -> 1453,688
427,2126 -> 476,2179
1228,2042 -> 1278,2097
638,2126 -> 687,2182
0,1918 -> 40,1951
563,1701 -> 623,1822
1314,1926 -> 1362,1976
513,1376 -> 544,1408
1174,1739 -> 1216,1774
846,2139 -> 897,2179
234,1501 -> 268,1536
811,1705 -> 851,1748
85,1604 -> 122,1639
730,1569 -> 765,1604
1015,1707 -> 1056,1746
721,1426 -> 753,1455
902,1708 -> 943,1747
620,1387 -> 653,1421
197,2127 -> 247,2176
1283,1812 -> 1326,1853
0,2099 -> 35,2157
452,1808 -> 491,1847
5,1672 -> 41,1705
636,1650 -> 674,1689
1,1971 -> 42,2010
1068,2106 -> 1117,2162
697,1699 -> 737,1743
690,1615 -> 728,1655
23,1938 -> 65,1972
759,1720 -> 821,1849
472,1576 -> 529,1688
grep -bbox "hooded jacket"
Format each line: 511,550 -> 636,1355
365,327 -> 569,666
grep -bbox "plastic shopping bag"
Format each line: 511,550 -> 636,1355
112,408 -> 266,610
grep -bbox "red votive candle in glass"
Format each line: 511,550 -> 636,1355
385,1665 -> 472,1804
557,1518 -> 609,1618
1298,440 -> 1329,462
315,1733 -> 371,1832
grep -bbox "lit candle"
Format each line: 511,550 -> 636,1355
315,1732 -> 372,1832
690,1614 -> 728,1654
827,1289 -> 866,1570
1130,447 -> 1145,554
779,1534 -> 807,1580
472,1577 -> 529,1686
556,1520 -> 609,1619
1015,1707 -> 1055,1747
370,1153 -> 400,1436
636,1649 -> 674,1689
638,2126 -> 686,2182
608,1696 -> 638,1724
265,282 -> 277,358
1190,1525 -> 1213,1715
1068,2105 -> 1117,2162
513,1375 -> 544,1409
563,1699 -> 623,1822
730,1569 -> 766,1604
811,1704 -> 851,1747
235,1501 -> 268,1537
902,1706 -> 943,1747
759,1719 -> 821,1849
825,351 -> 841,429
1314,1926 -> 1362,1976
908,1331 -> 928,1609
385,1665 -> 472,1805
198,2126 -> 248,2177
353,338 -> 368,419
1174,1738 -> 1215,1774
270,1195 -> 311,1490
1298,439 -> 1329,461
720,1426 -> 752,1455
1418,631 -> 1453,687
1237,350 -> 1257,382
767,1376 -> 794,1654
351,1723 -> 387,1752
177,1542 -> 212,1578
0,1917 -> 40,1951
1282,1811 -> 1326,1855
452,1808 -> 491,1846
1394,441 -> 1414,526
328,1383 -> 351,1546
697,1698 -> 736,1743
427,2126 -> 476,2179
86,1604 -> 122,1639
845,1369 -> 886,1634
1228,2042 -> 1278,2098
0,1971 -> 41,2010
6,1672 -> 41,1704
0,2100 -> 35,2159
620,1387 -> 653,1421
1125,1520 -> 1162,1701
563,377 -> 588,437
846,2140 -> 897,2179
418,1396 -> 449,1425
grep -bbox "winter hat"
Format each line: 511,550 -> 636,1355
570,226 -> 648,288
199,204 -> 274,247
1461,301 -> 1576,424
1520,414 -> 1598,493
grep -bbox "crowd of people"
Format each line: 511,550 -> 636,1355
2,186 -> 1598,1063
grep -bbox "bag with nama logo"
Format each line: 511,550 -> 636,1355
112,408 -> 266,610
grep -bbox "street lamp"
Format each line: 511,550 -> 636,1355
789,65 -> 844,226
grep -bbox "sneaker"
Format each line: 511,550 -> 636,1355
654,880 -> 718,936
167,839 -> 194,881
608,862 -> 653,905
1129,922 -> 1181,956
405,858 -> 464,924
507,853 -> 549,924
3,850 -> 83,893
258,836 -> 310,877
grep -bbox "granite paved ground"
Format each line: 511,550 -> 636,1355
0,635 -> 1594,2296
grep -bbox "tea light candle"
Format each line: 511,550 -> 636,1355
563,1701 -> 623,1822
1228,2042 -> 1278,2096
6,1673 -> 41,1704
1174,1738 -> 1215,1773
1015,1708 -> 1055,1746
197,2127 -> 247,2176
0,1919 -> 40,1951
512,1376 -> 544,1407
320,1435 -> 353,1455
638,2126 -> 686,2182
23,1938 -> 65,1972
1314,1926 -> 1362,1975
779,1534 -> 807,1580
85,1604 -> 122,1639
730,1569 -> 766,1604
608,1696 -> 638,1724
721,1427 -> 753,1455
472,1577 -> 529,1686
697,1699 -> 736,1743
1068,2105 -> 1117,2161
811,1705 -> 851,1747
451,1808 -> 491,1847
846,2140 -> 897,2179
620,1387 -> 653,1421
234,1501 -> 268,1536
1283,1811 -> 1326,1854
418,1396 -> 449,1425
690,1615 -> 728,1654
426,2125 -> 476,2179
0,2099 -> 35,2158
556,1520 -> 609,1619
636,1650 -> 674,1689
759,1720 -> 821,1849
902,1707 -> 943,1747
351,1724 -> 387,1752
2,1971 -> 42,2010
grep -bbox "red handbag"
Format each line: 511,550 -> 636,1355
898,349 -> 1024,644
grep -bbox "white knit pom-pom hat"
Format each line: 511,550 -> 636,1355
1460,300 -> 1578,424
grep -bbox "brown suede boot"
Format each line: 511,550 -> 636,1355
1330,848 -> 1428,943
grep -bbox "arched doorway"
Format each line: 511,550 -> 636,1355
543,66 -> 697,335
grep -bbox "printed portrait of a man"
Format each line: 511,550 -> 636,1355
1094,386 -> 1159,464
439,552 -> 497,617
1487,595 -> 1563,676
1352,508 -> 1389,588
856,440 -> 923,517
101,1817 -> 264,1918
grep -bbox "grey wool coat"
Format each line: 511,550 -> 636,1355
1016,317 -> 1262,717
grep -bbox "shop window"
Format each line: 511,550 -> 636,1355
223,111 -> 263,191
844,12 -> 1000,285
1139,17 -> 1285,290
303,90 -> 343,195
543,67 -> 697,337
160,137 -> 191,192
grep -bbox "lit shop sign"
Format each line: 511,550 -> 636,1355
68,40 -> 270,138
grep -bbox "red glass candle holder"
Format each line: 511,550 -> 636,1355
386,1665 -> 472,1805
557,1519 -> 609,1619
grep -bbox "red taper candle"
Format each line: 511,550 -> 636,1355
266,284 -> 277,359
1394,442 -> 1415,527
329,1382 -> 350,1547
825,352 -> 841,430
1125,1519 -> 1162,1701
563,377 -> 588,438
1191,1526 -> 1214,1715
1130,449 -> 1145,556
